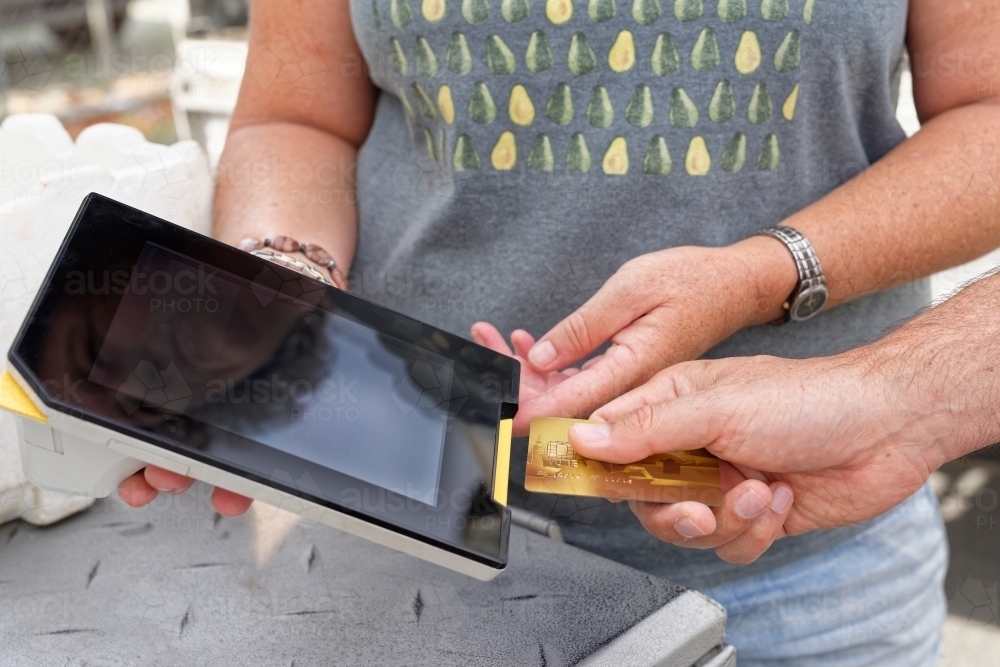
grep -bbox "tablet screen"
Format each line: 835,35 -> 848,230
88,243 -> 452,506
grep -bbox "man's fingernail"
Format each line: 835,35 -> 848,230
528,340 -> 557,367
736,489 -> 768,519
470,329 -> 484,345
571,422 -> 611,444
771,487 -> 793,514
674,517 -> 707,538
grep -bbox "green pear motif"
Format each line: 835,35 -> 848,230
373,0 -> 383,27
589,0 -> 617,21
587,86 -> 614,127
774,30 -> 800,72
757,133 -> 779,170
721,133 -> 746,172
669,87 -> 698,128
632,0 -> 662,25
747,82 -> 772,123
389,38 -> 408,76
462,0 -> 489,22
501,0 -> 530,21
391,0 -> 413,27
709,80 -> 735,122
528,135 -> 555,171
446,32 -> 473,74
625,84 -> 654,127
413,83 -> 436,118
422,128 -> 437,161
399,88 -> 415,119
690,27 -> 719,71
760,0 -> 788,21
415,37 -> 438,76
453,134 -> 481,170
567,132 -> 592,172
673,0 -> 702,21
546,83 -> 574,124
469,81 -> 497,123
651,33 -> 680,75
803,0 -> 816,24
487,35 -> 516,74
568,33 -> 597,76
643,135 -> 672,175
716,0 -> 745,22
437,128 -> 447,167
526,31 -> 554,72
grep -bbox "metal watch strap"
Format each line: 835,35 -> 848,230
753,226 -> 828,322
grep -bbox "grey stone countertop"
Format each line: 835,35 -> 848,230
0,483 -> 726,667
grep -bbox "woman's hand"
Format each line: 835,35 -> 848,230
118,466 -> 254,516
567,350 -> 946,563
477,238 -> 797,435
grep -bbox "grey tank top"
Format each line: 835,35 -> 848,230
347,0 -> 932,587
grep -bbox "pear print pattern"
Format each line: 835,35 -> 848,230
651,33 -> 680,75
528,134 -> 555,170
589,0 -> 617,22
546,83 -> 574,124
373,0 -> 807,177
446,32 -> 472,74
643,135 -> 672,174
526,31 -> 553,72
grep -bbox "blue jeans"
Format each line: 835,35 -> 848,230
706,483 -> 948,666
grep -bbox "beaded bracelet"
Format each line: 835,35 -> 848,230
238,236 -> 349,290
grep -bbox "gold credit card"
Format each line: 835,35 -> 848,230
525,417 -> 722,505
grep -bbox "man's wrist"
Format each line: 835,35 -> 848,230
861,305 -> 1000,469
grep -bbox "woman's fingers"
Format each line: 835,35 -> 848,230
144,465 -> 196,495
118,466 -> 252,516
470,322 -> 513,356
118,470 -> 158,508
714,483 -> 793,564
629,479 -> 773,548
211,487 -> 254,516
510,329 -> 535,358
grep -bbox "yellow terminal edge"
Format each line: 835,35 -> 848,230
0,369 -> 47,423
493,418 -> 512,506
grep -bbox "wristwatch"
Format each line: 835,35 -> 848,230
753,226 -> 829,323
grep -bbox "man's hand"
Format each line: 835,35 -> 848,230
566,351 -> 950,564
474,239 -> 798,435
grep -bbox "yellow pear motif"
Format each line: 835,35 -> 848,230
492,131 -> 517,169
422,0 -> 446,21
546,0 -> 573,24
508,84 -> 536,125
734,31 -> 761,74
438,84 -> 455,124
782,83 -> 799,120
685,136 -> 710,175
608,30 -> 636,73
602,137 -> 629,175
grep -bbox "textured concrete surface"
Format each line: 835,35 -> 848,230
0,485 -> 725,667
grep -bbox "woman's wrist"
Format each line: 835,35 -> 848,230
722,235 -> 801,328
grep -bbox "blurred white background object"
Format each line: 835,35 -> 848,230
0,113 -> 212,526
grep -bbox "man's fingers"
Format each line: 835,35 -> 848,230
144,465 -> 196,495
569,392 -> 719,464
470,322 -> 513,356
212,487 -> 254,516
630,479 -> 772,549
714,483 -> 793,564
118,470 -> 158,508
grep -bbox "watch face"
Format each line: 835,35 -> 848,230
791,286 -> 828,321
